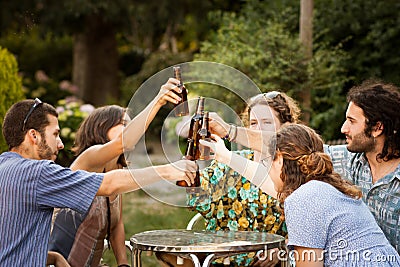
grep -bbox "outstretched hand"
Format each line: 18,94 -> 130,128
199,134 -> 230,163
208,112 -> 230,138
157,78 -> 185,106
164,159 -> 198,186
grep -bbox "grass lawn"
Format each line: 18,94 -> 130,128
101,189 -> 199,267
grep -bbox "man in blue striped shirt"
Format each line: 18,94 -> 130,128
324,80 -> 400,254
0,99 -> 196,266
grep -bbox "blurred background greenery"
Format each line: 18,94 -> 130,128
1,0 -> 400,162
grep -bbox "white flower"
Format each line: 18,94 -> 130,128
80,104 -> 95,114
56,106 -> 65,114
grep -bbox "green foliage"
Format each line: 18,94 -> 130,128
0,27 -> 74,106
0,47 -> 24,152
314,0 -> 400,86
55,99 -> 95,167
194,3 -> 349,140
0,27 -> 73,80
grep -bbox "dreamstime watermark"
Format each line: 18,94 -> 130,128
256,239 -> 398,263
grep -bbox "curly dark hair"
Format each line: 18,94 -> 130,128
347,79 -> 400,161
270,124 -> 362,203
242,91 -> 301,126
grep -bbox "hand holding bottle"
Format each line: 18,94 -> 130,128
156,78 -> 186,107
207,112 -> 231,138
162,159 -> 198,186
199,134 -> 232,165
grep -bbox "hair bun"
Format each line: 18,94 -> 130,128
297,152 -> 333,178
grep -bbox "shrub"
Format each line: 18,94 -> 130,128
0,47 -> 25,152
55,97 -> 95,166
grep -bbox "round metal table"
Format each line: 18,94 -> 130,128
130,229 -> 287,267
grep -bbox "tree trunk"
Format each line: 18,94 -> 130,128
72,15 -> 119,106
299,0 -> 313,124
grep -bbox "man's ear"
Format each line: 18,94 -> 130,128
373,121 -> 384,138
28,129 -> 38,144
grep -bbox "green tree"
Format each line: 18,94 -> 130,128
194,2 -> 349,140
0,47 -> 25,152
0,0 -> 241,106
314,0 -> 400,86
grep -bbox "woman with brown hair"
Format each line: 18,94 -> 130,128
190,92 -> 300,267
202,124 -> 400,266
49,78 -> 185,267
158,91 -> 301,267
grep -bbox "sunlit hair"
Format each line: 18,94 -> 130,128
242,91 -> 301,127
347,79 -> 400,161
270,124 -> 362,203
72,105 -> 126,167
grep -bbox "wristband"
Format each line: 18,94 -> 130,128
118,264 -> 130,267
229,124 -> 237,142
223,124 -> 233,140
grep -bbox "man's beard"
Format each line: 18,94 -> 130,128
347,131 -> 375,153
38,138 -> 55,160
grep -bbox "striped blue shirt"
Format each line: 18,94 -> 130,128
0,152 -> 104,266
324,145 -> 400,254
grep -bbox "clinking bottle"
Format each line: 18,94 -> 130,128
173,66 -> 189,117
176,97 -> 204,189
198,111 -> 211,160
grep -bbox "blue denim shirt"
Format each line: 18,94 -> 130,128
324,145 -> 400,254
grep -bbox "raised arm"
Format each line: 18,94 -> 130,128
70,78 -> 182,172
70,140 -> 121,172
123,78 -> 182,150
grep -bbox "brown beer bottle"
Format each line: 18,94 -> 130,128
185,96 -> 204,158
198,111 -> 211,160
175,140 -> 200,190
176,97 -> 204,189
173,66 -> 189,116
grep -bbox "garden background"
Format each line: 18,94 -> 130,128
1,0 -> 399,266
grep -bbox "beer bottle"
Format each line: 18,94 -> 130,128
198,111 -> 211,160
173,66 -> 189,116
175,140 -> 200,189
185,96 -> 204,160
176,97 -> 204,189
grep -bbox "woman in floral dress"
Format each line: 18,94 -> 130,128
157,91 -> 301,267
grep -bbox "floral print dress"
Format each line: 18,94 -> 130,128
188,150 -> 287,266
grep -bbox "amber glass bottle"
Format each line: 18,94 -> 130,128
176,97 -> 204,188
185,96 -> 204,159
198,111 -> 211,160
173,66 -> 189,116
